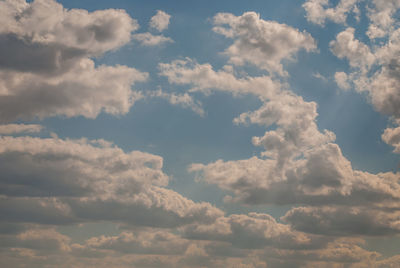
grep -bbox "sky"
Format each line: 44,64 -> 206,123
0,0 -> 400,267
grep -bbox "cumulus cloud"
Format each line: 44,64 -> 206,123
303,0 -> 361,26
133,32 -> 173,46
366,0 -> 400,39
160,56 -> 400,212
382,125 -> 400,153
334,71 -> 351,90
0,0 -> 146,122
149,10 -> 171,32
330,28 -> 375,70
212,12 -> 316,75
0,135 -> 223,228
328,7 -> 400,149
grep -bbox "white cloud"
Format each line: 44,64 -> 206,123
334,71 -> 351,90
303,0 -> 361,26
367,0 -> 400,39
161,58 -> 400,210
382,125 -> 400,153
330,28 -> 375,70
147,89 -> 205,116
149,10 -> 171,32
212,12 -> 316,75
0,124 -> 43,135
159,58 -> 282,99
330,27 -> 400,121
133,32 -> 173,46
0,0 -> 145,122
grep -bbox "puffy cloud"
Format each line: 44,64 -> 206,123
0,136 -> 223,228
133,32 -> 173,46
334,71 -> 351,90
0,0 -> 146,122
366,0 -> 400,39
303,0 -> 361,26
0,60 -> 147,122
0,124 -> 43,135
212,12 -> 316,75
190,144 -> 400,207
149,10 -> 171,32
161,58 -> 400,209
330,28 -> 375,70
330,27 -> 400,121
382,125 -> 400,153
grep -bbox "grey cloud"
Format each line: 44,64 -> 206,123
0,124 -> 43,135
79,230 -> 189,255
182,213 -> 326,250
283,206 -> 400,236
0,62 -> 147,122
0,0 -> 145,122
0,136 -> 223,228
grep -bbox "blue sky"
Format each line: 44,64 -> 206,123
1,0 -> 400,267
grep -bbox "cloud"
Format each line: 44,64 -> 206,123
366,0 -> 400,39
0,0 -> 146,122
330,27 -> 400,122
147,89 -> 205,116
0,124 -> 43,135
159,59 -> 282,98
77,230 -> 189,255
133,32 -> 173,46
0,135 -> 223,228
212,12 -> 316,75
282,206 -> 400,236
330,28 -> 375,70
334,71 -> 351,90
149,10 -> 171,32
303,0 -> 361,26
259,238 -> 380,267
382,125 -> 400,153
182,213 -> 323,250
161,58 -> 400,211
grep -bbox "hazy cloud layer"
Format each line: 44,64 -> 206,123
0,124 -> 43,135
